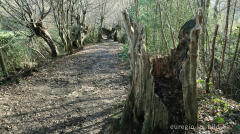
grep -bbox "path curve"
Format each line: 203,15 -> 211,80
0,41 -> 128,134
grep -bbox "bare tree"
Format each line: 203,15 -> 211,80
51,0 -> 75,53
97,0 -> 107,41
95,0 -> 115,41
51,0 -> 90,53
0,0 -> 59,57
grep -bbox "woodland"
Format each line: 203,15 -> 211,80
0,0 -> 240,134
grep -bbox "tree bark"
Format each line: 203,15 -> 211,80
33,21 -> 59,57
39,28 -> 59,57
188,30 -> 199,125
182,10 -> 202,125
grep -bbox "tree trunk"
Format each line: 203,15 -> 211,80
81,28 -> 88,46
199,0 -> 210,76
218,0 -> 231,89
226,28 -> 240,85
98,16 -> 104,42
72,15 -> 81,49
59,29 -> 68,49
40,29 -> 59,57
0,50 -> 8,77
80,11 -> 87,46
229,0 -> 237,37
33,21 -> 59,57
186,28 -> 200,125
113,31 -> 118,41
66,29 -> 73,54
72,10 -> 87,48
206,24 -> 219,93
107,10 -> 201,134
214,0 -> 220,19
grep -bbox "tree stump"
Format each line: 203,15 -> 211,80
107,10 -> 202,134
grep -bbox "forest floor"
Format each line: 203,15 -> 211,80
0,40 -> 129,134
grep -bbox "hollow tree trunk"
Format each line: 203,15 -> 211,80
33,21 -> 59,57
110,10 -> 201,134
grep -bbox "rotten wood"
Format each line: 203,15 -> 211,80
116,9 -> 202,134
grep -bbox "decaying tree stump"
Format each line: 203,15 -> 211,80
107,9 -> 202,134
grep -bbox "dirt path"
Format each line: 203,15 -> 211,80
0,41 -> 129,134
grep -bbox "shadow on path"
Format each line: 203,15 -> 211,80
0,40 -> 129,134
